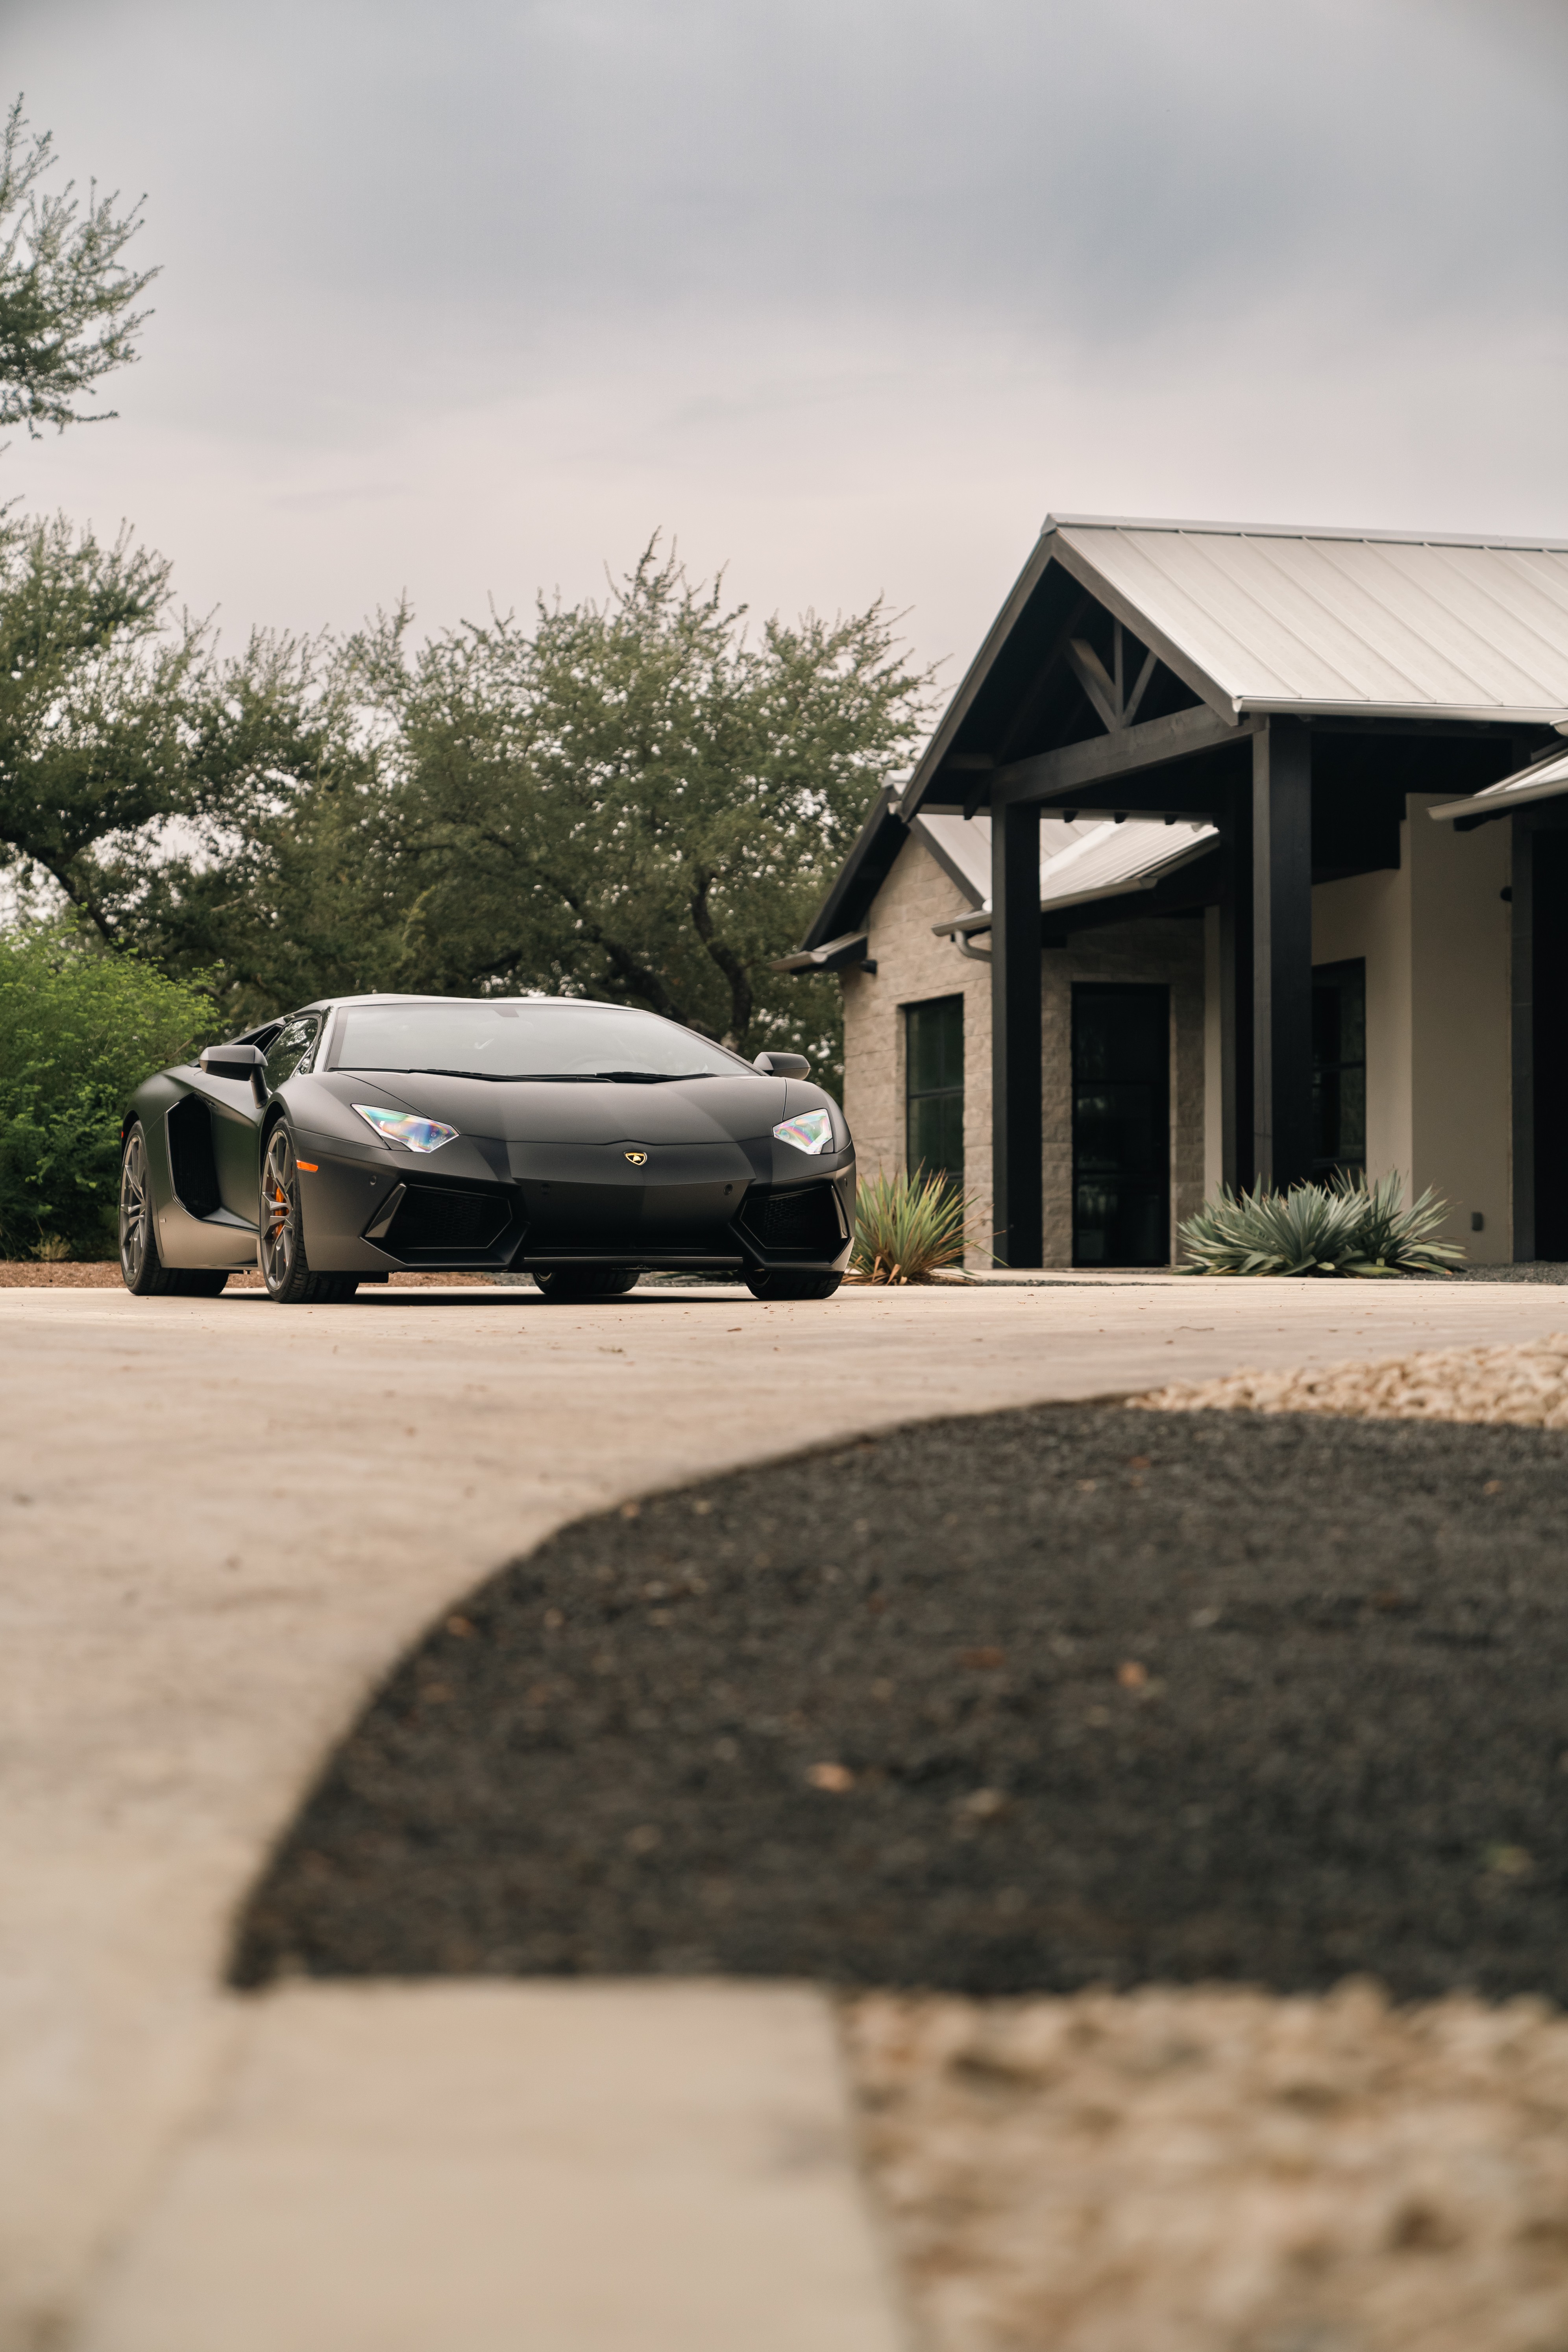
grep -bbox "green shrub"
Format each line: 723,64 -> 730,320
0,920 -> 214,1258
1177,1169 -> 1466,1278
850,1169 -> 985,1283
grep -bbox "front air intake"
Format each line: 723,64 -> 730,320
383,1186 -> 509,1254
739,1183 -> 844,1255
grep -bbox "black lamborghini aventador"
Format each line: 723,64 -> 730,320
118,995 -> 856,1304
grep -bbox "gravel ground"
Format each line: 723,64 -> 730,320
1143,1334 -> 1568,1425
235,1400 -> 1568,2005
845,1981 -> 1568,2352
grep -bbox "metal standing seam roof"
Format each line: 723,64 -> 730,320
1046,518 -> 1568,725
915,810 -> 1219,920
1429,745 -> 1568,823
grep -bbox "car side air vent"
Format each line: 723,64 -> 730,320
166,1095 -> 223,1219
384,1186 -> 509,1254
739,1183 -> 844,1254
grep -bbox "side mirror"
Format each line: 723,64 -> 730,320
753,1050 -> 811,1078
200,1042 -> 267,1094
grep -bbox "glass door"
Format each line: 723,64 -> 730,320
1071,984 -> 1170,1265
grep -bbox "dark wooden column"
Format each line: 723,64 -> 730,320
1511,812 -> 1536,1261
1251,719 -> 1314,1190
990,800 -> 1043,1264
1219,776 -> 1254,1192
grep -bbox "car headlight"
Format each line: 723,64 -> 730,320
353,1103 -> 459,1154
773,1108 -> 833,1156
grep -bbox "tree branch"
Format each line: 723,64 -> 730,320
687,865 -> 752,1045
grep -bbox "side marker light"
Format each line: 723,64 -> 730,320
296,1161 -> 319,1172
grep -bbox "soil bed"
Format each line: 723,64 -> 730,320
237,1402 -> 1568,2003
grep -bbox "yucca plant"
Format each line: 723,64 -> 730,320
1177,1170 -> 1465,1277
850,1170 -> 986,1283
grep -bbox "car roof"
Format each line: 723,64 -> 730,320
296,994 -> 631,1015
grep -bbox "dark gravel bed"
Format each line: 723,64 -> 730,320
234,1405 -> 1568,2002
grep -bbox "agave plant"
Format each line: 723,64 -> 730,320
850,1170 -> 986,1283
1177,1170 -> 1465,1277
1331,1168 -> 1465,1274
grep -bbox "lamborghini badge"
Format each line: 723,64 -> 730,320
624,1150 -> 648,1165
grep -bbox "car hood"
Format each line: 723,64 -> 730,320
317,1068 -> 803,1145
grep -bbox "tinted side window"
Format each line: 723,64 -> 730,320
265,1017 -> 320,1087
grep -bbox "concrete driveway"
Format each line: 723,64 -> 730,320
4,1277 -> 1564,2352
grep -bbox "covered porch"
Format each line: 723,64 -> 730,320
888,518 -> 1568,1265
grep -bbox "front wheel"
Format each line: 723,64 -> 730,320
744,1270 -> 843,1301
260,1126 -> 357,1303
533,1268 -> 641,1302
119,1124 -> 229,1297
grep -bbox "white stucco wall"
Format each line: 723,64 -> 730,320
1311,863 -> 1414,1191
1310,799 -> 1511,1261
1408,796 -> 1512,1261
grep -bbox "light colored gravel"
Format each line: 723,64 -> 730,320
846,1983 -> 1568,2352
1135,1334 -> 1568,1426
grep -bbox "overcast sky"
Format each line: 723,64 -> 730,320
7,0 -> 1567,680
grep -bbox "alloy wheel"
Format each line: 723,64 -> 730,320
119,1132 -> 151,1287
260,1129 -> 298,1294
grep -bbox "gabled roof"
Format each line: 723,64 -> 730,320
903,515 -> 1568,820
1054,519 -> 1568,722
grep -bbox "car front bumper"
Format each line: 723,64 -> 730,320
292,1135 -> 857,1279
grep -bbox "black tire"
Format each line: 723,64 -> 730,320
119,1124 -> 230,1297
177,1270 -> 232,1297
533,1268 -> 641,1302
259,1125 -> 358,1304
744,1270 -> 843,1301
120,1123 -> 174,1294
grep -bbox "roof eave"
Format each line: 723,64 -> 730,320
799,785 -> 906,952
1043,513 -> 1568,555
1236,698 -> 1568,725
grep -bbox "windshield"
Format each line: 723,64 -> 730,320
328,1000 -> 756,1081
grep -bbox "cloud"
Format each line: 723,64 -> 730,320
5,0 -> 1566,669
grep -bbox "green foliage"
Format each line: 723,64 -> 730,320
1177,1170 -> 1466,1278
850,1170 -> 984,1283
346,543 -> 930,1075
0,510 -> 354,1021
0,917 -> 213,1257
0,96 -> 158,436
0,533 -> 921,1061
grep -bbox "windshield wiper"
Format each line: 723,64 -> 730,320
576,1069 -> 714,1084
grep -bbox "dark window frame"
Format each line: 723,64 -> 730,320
1311,957 -> 1366,1181
904,994 -> 965,1188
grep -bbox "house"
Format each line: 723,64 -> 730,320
778,517 -> 1568,1267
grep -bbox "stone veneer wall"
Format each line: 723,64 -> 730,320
839,832 -> 995,1259
840,834 -> 1206,1268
